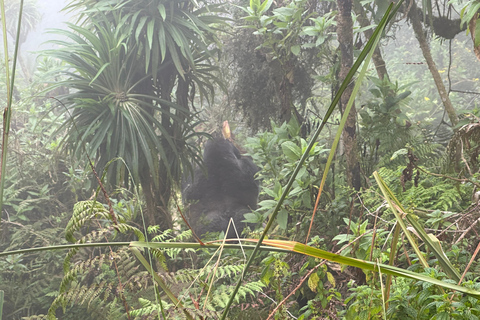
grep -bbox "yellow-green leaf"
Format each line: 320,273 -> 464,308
308,272 -> 319,292
327,272 -> 335,287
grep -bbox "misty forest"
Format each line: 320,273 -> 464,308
1,0 -> 480,319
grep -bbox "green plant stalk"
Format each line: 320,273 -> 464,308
2,239 -> 476,304
307,0 -> 391,241
374,171 -> 429,266
0,290 -> 3,320
129,247 -> 188,319
0,0 -> 23,227
411,220 -> 461,281
133,239 -> 480,299
219,3 -> 402,318
377,258 -> 387,320
287,240 -> 480,298
384,222 -> 401,303
0,241 -> 291,258
0,0 -> 10,102
0,242 -> 130,258
374,172 -> 461,281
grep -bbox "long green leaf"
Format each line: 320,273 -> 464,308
0,289 -> 3,320
308,0 -> 387,240
88,62 -> 111,85
374,172 -> 462,282
261,239 -> 480,299
220,2 -> 402,319
374,171 -> 429,266
0,241 -> 290,258
0,0 -> 23,228
130,247 -> 185,309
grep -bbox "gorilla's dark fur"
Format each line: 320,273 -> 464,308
182,137 -> 260,238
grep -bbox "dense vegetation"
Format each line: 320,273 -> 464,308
0,0 -> 480,319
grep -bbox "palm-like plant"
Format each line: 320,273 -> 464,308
46,1 -> 226,229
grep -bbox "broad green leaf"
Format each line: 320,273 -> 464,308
277,208 -> 288,230
475,18 -> 480,47
308,273 -> 319,292
281,141 -> 302,161
158,23 -> 166,62
147,20 -> 155,50
135,16 -> 148,42
158,3 -> 166,21
258,0 -> 273,14
258,199 -> 278,208
327,272 -> 335,287
291,44 -> 300,56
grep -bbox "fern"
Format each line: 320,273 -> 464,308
48,199 -> 148,319
48,248 -> 136,320
129,297 -> 169,317
151,229 -> 194,260
65,200 -> 112,243
209,281 -> 265,308
375,166 -> 470,212
446,119 -> 480,175
128,280 -> 265,319
50,198 -> 266,319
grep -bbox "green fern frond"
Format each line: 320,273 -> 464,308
148,247 -> 168,270
208,280 -> 265,308
129,298 -> 170,317
49,248 -> 137,319
63,228 -> 112,272
65,200 -> 111,243
59,254 -> 106,293
115,222 -> 145,241
446,120 -> 480,174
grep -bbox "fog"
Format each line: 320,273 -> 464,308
2,0 -> 72,77
23,0 -> 71,52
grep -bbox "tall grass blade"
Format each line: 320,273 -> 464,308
0,241 -> 291,259
0,289 -> 3,320
129,247 -> 185,319
219,3 -> 402,318
374,171 -> 461,281
408,213 -> 461,282
261,239 -> 480,298
374,171 -> 429,266
374,170 -> 429,301
0,0 -> 24,227
306,0 -> 403,242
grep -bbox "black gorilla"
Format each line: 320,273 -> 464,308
182,137 -> 260,238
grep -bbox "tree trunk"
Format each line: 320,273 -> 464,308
278,60 -> 303,126
337,0 -> 362,191
409,1 -> 458,127
136,68 -> 175,231
468,13 -> 480,62
139,154 -> 173,231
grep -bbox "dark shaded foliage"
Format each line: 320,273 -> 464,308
227,28 -> 314,132
183,137 -> 260,237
